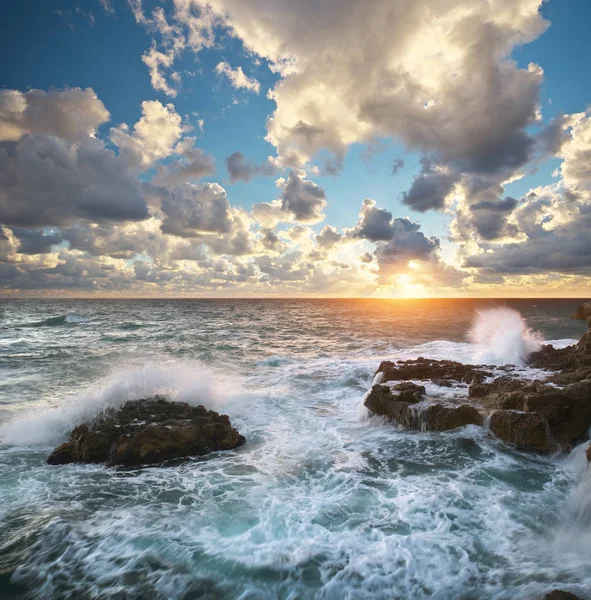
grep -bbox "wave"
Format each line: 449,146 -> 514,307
468,307 -> 543,366
0,362 -> 224,447
22,313 -> 89,328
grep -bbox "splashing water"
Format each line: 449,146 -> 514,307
468,307 -> 543,365
0,361 -> 223,447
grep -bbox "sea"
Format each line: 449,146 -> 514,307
0,298 -> 590,600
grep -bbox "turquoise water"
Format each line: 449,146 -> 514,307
0,299 -> 590,599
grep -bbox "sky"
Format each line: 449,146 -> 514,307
0,0 -> 590,298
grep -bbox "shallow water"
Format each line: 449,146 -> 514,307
0,298 -> 590,599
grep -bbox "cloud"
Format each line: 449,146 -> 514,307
279,170 -> 326,223
142,46 -> 180,97
225,151 -> 276,182
160,0 -> 547,175
0,87 -> 109,142
0,135 -> 149,227
316,225 -> 342,249
252,170 -> 326,226
459,111 -> 591,275
215,61 -> 260,93
99,0 -> 114,13
12,228 -> 64,255
110,100 -> 184,170
402,158 -> 460,212
392,158 -> 404,175
154,138 -> 216,185
160,182 -> 233,237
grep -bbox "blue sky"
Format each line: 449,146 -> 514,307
1,0 -> 590,296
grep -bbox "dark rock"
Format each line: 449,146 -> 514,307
364,384 -> 481,431
529,324 -> 591,372
489,410 -> 551,453
469,377 -> 591,448
417,403 -> 483,431
48,396 -> 245,467
364,383 -> 424,424
573,302 -> 591,321
542,591 -> 584,600
377,358 -> 493,385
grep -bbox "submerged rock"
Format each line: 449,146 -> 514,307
48,396 -> 245,467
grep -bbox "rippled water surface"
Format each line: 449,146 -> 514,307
0,298 -> 590,599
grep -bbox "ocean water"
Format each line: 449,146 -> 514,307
0,298 -> 590,600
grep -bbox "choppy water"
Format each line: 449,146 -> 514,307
0,298 -> 590,599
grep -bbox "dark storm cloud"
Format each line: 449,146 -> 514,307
402,159 -> 460,212
12,228 -> 64,255
0,136 -> 149,228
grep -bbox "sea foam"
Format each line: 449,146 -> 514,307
0,362 -> 222,447
468,307 -> 543,365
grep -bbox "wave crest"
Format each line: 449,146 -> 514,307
0,362 -> 222,447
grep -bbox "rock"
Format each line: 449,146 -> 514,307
417,403 -> 482,431
364,384 -> 482,431
572,302 -> 591,321
529,324 -> 591,372
469,377 -> 591,449
488,411 -> 552,452
48,396 -> 245,467
364,383 -> 424,424
542,591 -> 584,600
377,358 -> 493,385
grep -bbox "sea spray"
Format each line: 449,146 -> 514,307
0,361 -> 223,447
468,307 -> 543,365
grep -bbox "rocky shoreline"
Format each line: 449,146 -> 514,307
365,309 -> 591,455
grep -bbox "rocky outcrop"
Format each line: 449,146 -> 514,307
48,396 -> 245,467
377,358 -> 493,386
488,411 -> 551,452
529,324 -> 591,372
572,301 -> 591,321
367,304 -> 591,454
468,377 -> 591,448
364,383 -> 482,432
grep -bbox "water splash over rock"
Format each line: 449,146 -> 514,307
468,307 -> 543,365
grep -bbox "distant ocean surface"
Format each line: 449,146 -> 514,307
0,298 -> 590,599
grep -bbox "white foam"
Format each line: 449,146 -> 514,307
468,307 -> 543,365
0,361 -> 224,447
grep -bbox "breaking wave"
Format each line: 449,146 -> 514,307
468,307 -> 543,365
22,313 -> 89,328
0,362 -> 223,447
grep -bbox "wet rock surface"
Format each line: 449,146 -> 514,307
364,384 -> 482,432
377,358 -> 493,386
366,304 -> 591,454
48,396 -> 245,467
542,591 -> 584,600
